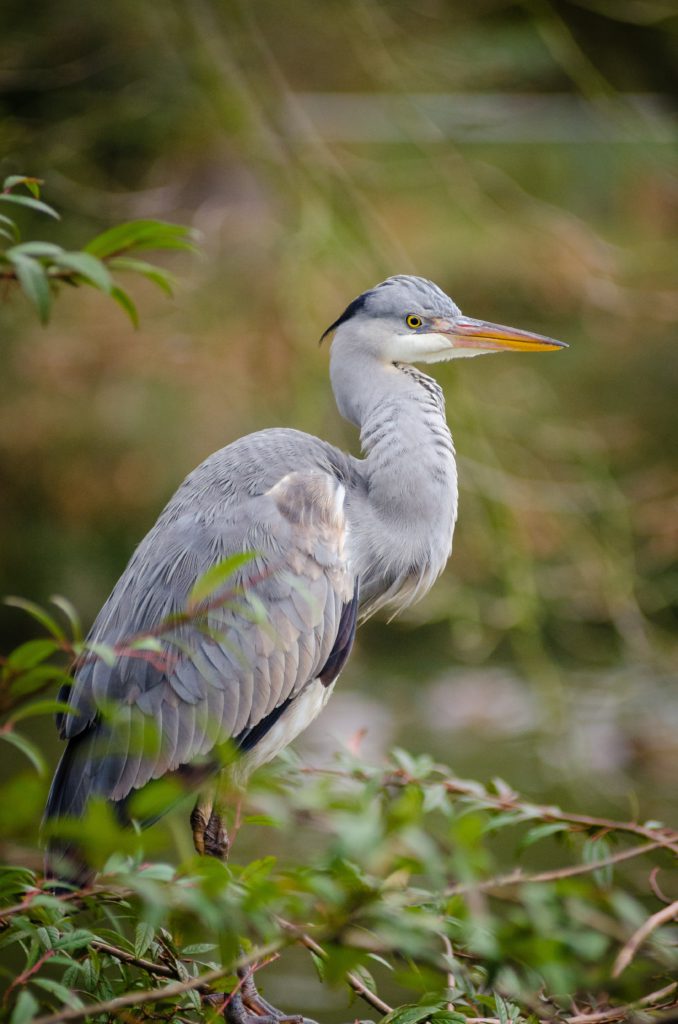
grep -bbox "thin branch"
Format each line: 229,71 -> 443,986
4,950 -> 54,1003
276,917 -> 393,1016
89,940 -> 178,979
0,885 -> 92,922
649,866 -> 673,905
31,964 -> 233,1024
460,981 -> 678,1024
301,765 -> 678,854
566,979 -> 677,1022
613,898 -> 678,977
442,839 -> 670,898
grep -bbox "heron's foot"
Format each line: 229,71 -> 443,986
204,807 -> 230,860
190,802 -> 209,857
221,967 -> 312,1024
191,803 -> 230,860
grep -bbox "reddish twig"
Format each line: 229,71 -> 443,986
301,765 -> 678,855
4,950 -> 54,1003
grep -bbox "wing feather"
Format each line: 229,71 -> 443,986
48,453 -> 357,821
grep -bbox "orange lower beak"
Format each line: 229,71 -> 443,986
433,316 -> 567,353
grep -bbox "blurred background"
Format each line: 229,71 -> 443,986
1,0 -> 677,868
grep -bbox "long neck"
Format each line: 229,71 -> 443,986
331,346 -> 458,615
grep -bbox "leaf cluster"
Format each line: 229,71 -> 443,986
0,590 -> 677,1024
0,176 -> 194,325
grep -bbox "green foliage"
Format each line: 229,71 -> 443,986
0,176 -> 193,325
0,596 -> 677,1023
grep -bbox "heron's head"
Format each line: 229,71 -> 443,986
322,275 -> 566,363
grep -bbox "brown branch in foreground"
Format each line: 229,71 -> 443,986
90,939 -> 179,979
443,839 -> 670,899
276,917 -> 394,1017
29,944 -> 281,1024
460,981 -> 678,1024
613,898 -> 678,977
30,965 -> 231,1024
301,765 -> 678,855
566,980 -> 678,1023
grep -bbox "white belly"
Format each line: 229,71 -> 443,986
237,679 -> 335,778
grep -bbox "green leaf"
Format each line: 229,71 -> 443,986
136,863 -> 176,880
36,925 -> 60,950
518,821 -> 570,850
183,989 -> 202,1011
3,175 -> 43,197
49,594 -> 83,643
53,928 -> 96,952
583,836 -> 614,888
0,192 -> 59,219
109,256 -> 176,295
188,552 -> 258,607
182,943 -> 218,955
10,991 -> 39,1024
9,665 -> 73,698
483,810 -> 532,833
128,635 -> 164,652
85,219 -> 194,258
81,640 -> 117,667
54,251 -> 112,293
6,638 -> 60,672
495,993 -> 519,1024
383,1004 -> 442,1024
110,285 -> 139,327
243,814 -> 281,827
4,596 -> 66,639
0,213 -> 20,241
7,241 -> 63,258
0,729 -> 47,775
134,920 -> 155,958
10,699 -> 75,724
7,251 -> 52,323
33,978 -> 84,1009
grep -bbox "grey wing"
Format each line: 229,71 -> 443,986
47,468 -> 356,815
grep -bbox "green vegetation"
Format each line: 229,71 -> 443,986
1,2 -> 676,1020
1,589 -> 677,1023
0,176 -> 193,326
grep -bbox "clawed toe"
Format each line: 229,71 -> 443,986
220,967 -> 309,1024
224,988 -> 302,1024
191,788 -> 230,860
204,807 -> 230,860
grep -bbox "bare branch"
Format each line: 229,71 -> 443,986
613,898 -> 678,977
90,939 -> 179,979
302,765 -> 678,854
442,839 -> 670,899
29,944 -> 281,1024
277,917 -> 394,1016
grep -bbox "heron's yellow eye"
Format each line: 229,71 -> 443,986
406,314 -> 422,329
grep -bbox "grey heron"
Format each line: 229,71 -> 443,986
45,274 -> 565,874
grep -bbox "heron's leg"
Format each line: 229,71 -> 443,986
190,785 -> 216,857
191,780 -> 230,860
221,964 -> 309,1024
204,801 -> 229,860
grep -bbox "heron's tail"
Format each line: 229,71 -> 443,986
42,725 -> 107,888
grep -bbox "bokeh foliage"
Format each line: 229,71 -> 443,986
1,590 -> 677,1022
1,1 -> 677,1020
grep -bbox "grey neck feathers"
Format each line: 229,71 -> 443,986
330,345 -> 458,615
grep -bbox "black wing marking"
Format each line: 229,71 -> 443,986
318,583 -> 359,686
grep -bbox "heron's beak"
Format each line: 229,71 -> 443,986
431,316 -> 567,353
